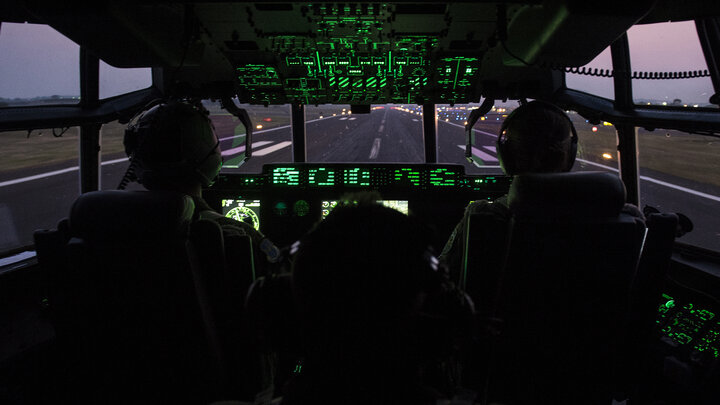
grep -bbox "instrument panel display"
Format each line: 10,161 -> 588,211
657,293 -> 719,361
221,199 -> 262,231
254,163 -> 507,191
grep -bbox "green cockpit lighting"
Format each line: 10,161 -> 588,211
308,167 -> 336,187
429,168 -> 457,187
343,167 -> 371,187
273,167 -> 301,186
656,293 -> 719,358
233,3 -> 481,105
392,167 -> 421,187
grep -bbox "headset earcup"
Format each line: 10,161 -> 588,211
194,146 -> 222,187
496,118 -> 515,176
496,138 -> 513,176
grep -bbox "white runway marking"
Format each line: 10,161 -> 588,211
483,146 -> 497,153
253,141 -> 293,157
339,117 -> 348,120
348,117 -> 357,120
369,138 -> 382,159
378,125 -> 385,132
0,157 -> 129,188
217,115 -> 337,141
577,158 -> 720,203
457,145 -> 498,162
1,115 -> 345,188
221,141 -> 273,157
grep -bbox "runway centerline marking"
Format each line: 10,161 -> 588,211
369,138 -> 382,160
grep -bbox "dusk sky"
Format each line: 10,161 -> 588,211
0,19 -> 714,104
0,23 -> 151,99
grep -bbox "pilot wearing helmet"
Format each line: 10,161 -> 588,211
122,99 -> 279,270
439,100 -> 643,277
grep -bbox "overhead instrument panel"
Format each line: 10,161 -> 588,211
204,2 -> 488,105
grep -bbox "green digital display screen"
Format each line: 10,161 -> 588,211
221,199 -> 261,231
343,167 -> 371,187
392,167 -> 421,187
272,167 -> 301,186
308,167 -> 336,187
429,168 -> 457,187
657,293 -> 719,359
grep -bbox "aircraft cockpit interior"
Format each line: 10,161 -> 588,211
1,1 -> 720,404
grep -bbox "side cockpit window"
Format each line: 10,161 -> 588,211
628,20 -> 716,109
99,61 -> 152,100
0,22 -> 79,106
0,23 -> 82,252
629,21 -> 720,251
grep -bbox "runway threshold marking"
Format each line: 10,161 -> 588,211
221,141 -> 274,157
457,145 -> 498,162
1,116 -> 345,188
253,141 -> 293,157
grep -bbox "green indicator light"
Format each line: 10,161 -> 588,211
697,310 -> 715,321
453,60 -> 460,89
674,333 -> 693,345
294,200 -> 310,217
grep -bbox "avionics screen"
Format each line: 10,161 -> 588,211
221,199 -> 261,231
378,200 -> 409,215
320,199 -> 409,220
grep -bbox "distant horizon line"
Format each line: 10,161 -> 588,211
0,95 -> 714,107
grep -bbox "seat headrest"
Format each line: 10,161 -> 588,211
508,171 -> 626,219
69,190 -> 195,242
